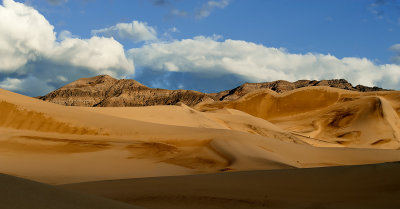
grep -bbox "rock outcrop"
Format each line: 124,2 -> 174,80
38,75 -> 388,107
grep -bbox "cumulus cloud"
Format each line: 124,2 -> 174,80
0,0 -> 133,96
129,36 -> 400,90
51,36 -> 133,74
0,0 -> 55,72
57,30 -> 78,41
196,0 -> 231,19
0,76 -> 54,96
91,21 -> 158,43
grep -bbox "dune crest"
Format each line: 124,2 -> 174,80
0,101 -> 101,135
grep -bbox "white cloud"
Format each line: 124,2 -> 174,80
57,30 -> 78,41
0,0 -> 55,72
129,36 -> 400,90
390,44 -> 400,51
0,0 -> 134,96
0,77 -> 22,91
91,21 -> 157,43
196,0 -> 231,19
0,76 -> 54,96
52,36 -> 133,76
169,27 -> 179,33
390,43 -> 400,65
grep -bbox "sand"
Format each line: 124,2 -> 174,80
62,162 -> 400,209
198,87 -> 400,148
1,86 -> 400,208
0,173 -> 142,209
1,87 -> 400,185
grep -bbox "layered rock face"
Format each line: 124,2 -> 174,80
38,75 -> 387,107
38,75 -> 214,107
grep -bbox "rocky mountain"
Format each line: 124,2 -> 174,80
38,75 -> 214,107
215,79 -> 387,101
38,75 -> 388,107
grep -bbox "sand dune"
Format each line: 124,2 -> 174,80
62,162 -> 400,209
198,87 -> 400,148
270,96 -> 400,148
0,173 -> 142,209
2,85 -> 400,208
81,102 -> 306,144
1,87 -> 400,185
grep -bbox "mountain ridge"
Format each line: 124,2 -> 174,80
37,75 -> 388,107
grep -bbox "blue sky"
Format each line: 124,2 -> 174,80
34,0 -> 399,62
1,0 -> 400,96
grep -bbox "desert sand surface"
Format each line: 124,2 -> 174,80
1,87 -> 400,185
62,162 -> 400,209
0,173 -> 142,209
198,86 -> 400,149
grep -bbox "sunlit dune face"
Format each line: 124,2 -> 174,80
197,88 -> 400,149
0,101 -> 103,135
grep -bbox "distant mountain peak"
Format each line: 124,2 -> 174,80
38,75 -> 210,107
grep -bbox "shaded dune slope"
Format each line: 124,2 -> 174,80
0,173 -> 142,209
62,162 -> 400,209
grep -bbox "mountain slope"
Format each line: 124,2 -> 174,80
214,79 -> 386,101
38,75 -> 214,107
38,75 -> 387,107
